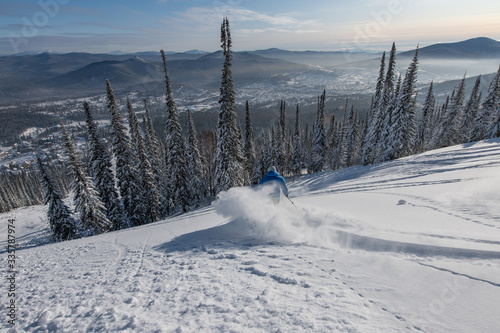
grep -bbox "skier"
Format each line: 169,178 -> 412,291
259,166 -> 289,204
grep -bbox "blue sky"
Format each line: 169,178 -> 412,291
1,0 -> 499,55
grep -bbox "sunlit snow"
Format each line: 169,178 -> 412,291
1,139 -> 500,332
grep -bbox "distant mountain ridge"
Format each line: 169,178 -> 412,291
0,37 -> 498,102
44,51 -> 309,91
399,37 -> 500,59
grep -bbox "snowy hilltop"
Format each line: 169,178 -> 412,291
1,138 -> 500,332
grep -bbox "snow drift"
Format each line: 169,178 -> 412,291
2,139 -> 500,332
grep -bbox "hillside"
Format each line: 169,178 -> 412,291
2,139 -> 500,332
399,37 -> 500,59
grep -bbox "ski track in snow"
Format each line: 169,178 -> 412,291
2,139 -> 500,332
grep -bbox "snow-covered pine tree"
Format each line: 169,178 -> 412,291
83,102 -> 127,230
277,100 -> 287,173
470,66 -> 500,141
214,18 -> 244,193
382,43 -> 397,113
255,130 -> 271,180
106,79 -> 144,227
127,99 -> 161,223
462,76 -> 482,142
327,116 -> 339,170
185,109 -> 206,205
143,99 -> 168,217
309,90 -> 327,173
385,47 -> 419,160
60,122 -> 111,236
375,43 -> 397,163
415,81 -> 435,153
285,132 -> 293,175
37,155 -> 76,241
488,104 -> 500,138
435,76 -> 466,148
243,100 -> 256,184
332,109 -> 348,170
291,104 -> 303,176
161,50 -> 190,212
346,106 -> 361,167
380,73 -> 402,161
485,67 -> 500,139
362,51 -> 386,165
301,124 -> 308,170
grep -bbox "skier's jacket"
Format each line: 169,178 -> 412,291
259,170 -> 289,197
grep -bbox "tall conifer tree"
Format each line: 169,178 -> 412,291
415,81 -> 435,153
291,104 -> 303,176
106,80 -> 144,226
60,122 -> 111,236
186,109 -> 205,205
127,99 -> 161,222
435,76 -> 466,148
83,102 -> 126,230
309,90 -> 327,173
471,66 -> 500,141
243,100 -> 256,184
143,99 -> 168,216
161,50 -> 190,212
214,18 -> 243,192
385,47 -> 419,160
37,155 -> 76,241
362,51 -> 386,165
463,76 -> 482,142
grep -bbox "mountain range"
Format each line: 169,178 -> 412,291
399,37 -> 500,58
0,37 -> 498,103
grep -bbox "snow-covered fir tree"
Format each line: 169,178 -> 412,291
243,100 -> 256,184
380,73 -> 402,161
60,122 -> 111,236
487,104 -> 500,138
37,155 -> 76,241
185,109 -> 206,205
143,99 -> 168,216
161,49 -> 190,212
127,98 -> 161,223
362,51 -> 386,165
291,104 -> 303,176
214,18 -> 244,193
338,110 -> 349,169
83,101 -> 127,230
463,76 -> 482,142
106,80 -> 144,227
277,100 -> 287,173
309,90 -> 327,173
470,66 -> 500,141
485,66 -> 500,139
382,43 -> 397,113
345,106 -> 361,167
415,81 -> 435,153
435,76 -> 466,148
385,47 -> 419,160
327,116 -> 339,170
375,43 -> 397,163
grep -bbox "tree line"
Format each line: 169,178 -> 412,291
32,19 -> 500,241
0,163 -> 70,214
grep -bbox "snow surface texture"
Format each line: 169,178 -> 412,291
2,139 -> 500,332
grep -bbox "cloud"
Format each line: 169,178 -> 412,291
163,5 -> 317,31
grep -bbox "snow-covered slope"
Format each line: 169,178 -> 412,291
2,139 -> 500,332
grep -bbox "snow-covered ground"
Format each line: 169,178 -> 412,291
2,139 -> 500,332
